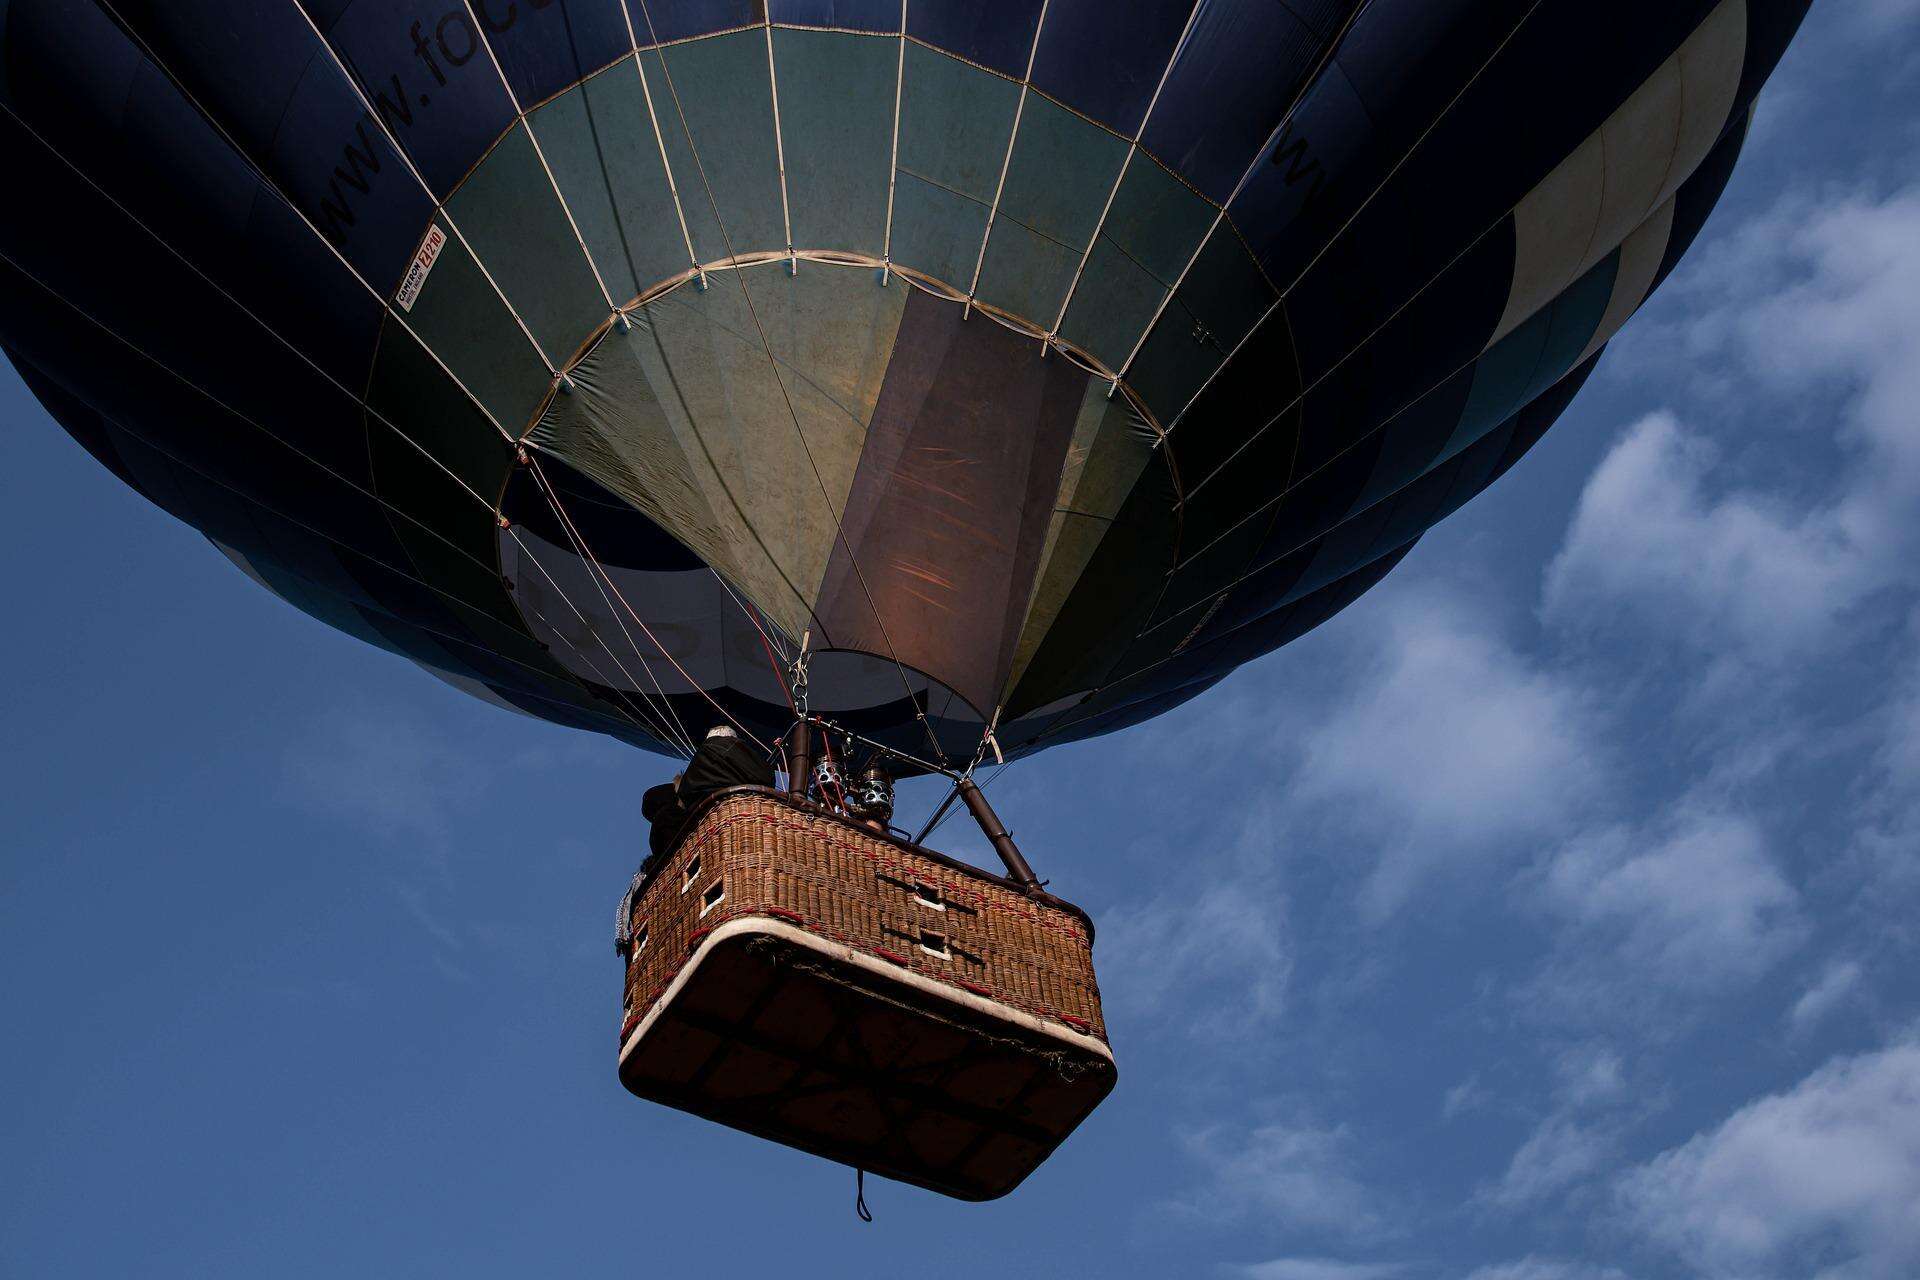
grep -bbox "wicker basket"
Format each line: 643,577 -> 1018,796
617,788 -> 1114,1200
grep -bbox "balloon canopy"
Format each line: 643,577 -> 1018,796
0,0 -> 1810,763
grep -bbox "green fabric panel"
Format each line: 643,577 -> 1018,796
973,218 -> 1078,327
1102,154 -> 1218,282
531,61 -> 695,304
971,94 -> 1126,325
1056,236 -> 1163,368
399,214 -> 554,432
995,95 -> 1128,250
446,127 -> 609,363
897,44 -> 1021,201
1004,384 -> 1154,696
1126,226 -> 1276,424
528,264 -> 909,640
773,29 -> 893,256
650,31 -> 787,259
888,45 -> 1018,287
888,173 -> 988,290
1058,154 -> 1216,369
1121,290 -> 1214,426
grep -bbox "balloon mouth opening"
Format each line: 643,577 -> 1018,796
496,453 -> 992,763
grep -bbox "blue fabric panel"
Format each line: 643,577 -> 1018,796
1225,58 -> 1371,290
2,2 -> 383,386
0,114 -> 382,489
476,0 -> 633,106
100,1 -> 432,291
1125,225 -> 1274,424
307,0 -> 518,198
635,0 -> 766,43
1101,153 -> 1217,281
768,0 -> 900,31
650,30 -> 786,256
774,29 -> 894,255
1029,0 -> 1192,137
907,0 -> 1042,78
1142,0 -> 1325,203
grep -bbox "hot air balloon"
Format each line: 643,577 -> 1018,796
1,0 -> 1811,1200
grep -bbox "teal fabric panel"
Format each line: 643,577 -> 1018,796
896,44 -> 1019,200
773,29 -> 893,255
1056,235 -> 1165,368
993,95 -> 1127,251
890,43 -> 1019,286
650,30 -> 787,258
531,62 -> 697,303
1175,225 -> 1277,359
397,214 -> 555,431
1058,153 -> 1216,368
1442,253 -> 1617,462
973,218 -> 1078,325
446,126 -> 609,361
972,93 -> 1126,323
1124,223 -> 1277,420
1103,154 -> 1219,283
888,174 -> 989,288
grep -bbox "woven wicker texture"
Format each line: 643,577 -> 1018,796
622,790 -> 1105,1045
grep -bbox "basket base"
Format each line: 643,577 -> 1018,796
618,916 -> 1117,1201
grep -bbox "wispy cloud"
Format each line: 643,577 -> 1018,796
1619,1039 -> 1920,1279
1231,1259 -> 1408,1280
1169,1119 -> 1390,1242
1787,959 -> 1865,1037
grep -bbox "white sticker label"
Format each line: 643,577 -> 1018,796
395,225 -> 447,313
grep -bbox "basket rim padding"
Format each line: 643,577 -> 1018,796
619,914 -> 1117,1070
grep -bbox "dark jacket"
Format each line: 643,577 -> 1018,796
643,733 -> 773,863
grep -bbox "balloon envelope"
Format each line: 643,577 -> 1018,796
0,0 -> 1809,762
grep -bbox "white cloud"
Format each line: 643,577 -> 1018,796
1536,807 -> 1803,993
1788,960 -> 1865,1036
1463,1261 -> 1633,1280
1560,188 -> 1920,666
1232,1259 -> 1407,1280
279,702 -> 486,852
1481,1116 -> 1616,1210
1554,1045 -> 1627,1110
1544,411 -> 1868,665
1284,587 -> 1601,918
1100,873 -> 1292,1035
1171,1120 -> 1387,1240
1620,1041 -> 1920,1279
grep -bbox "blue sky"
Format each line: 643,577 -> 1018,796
6,5 -> 1920,1277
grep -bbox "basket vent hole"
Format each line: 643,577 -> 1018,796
700,880 -> 726,916
919,929 -> 949,958
682,855 -> 701,890
912,881 -> 945,911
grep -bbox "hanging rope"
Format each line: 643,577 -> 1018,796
855,1168 -> 873,1223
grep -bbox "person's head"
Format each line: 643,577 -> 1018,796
705,724 -> 736,742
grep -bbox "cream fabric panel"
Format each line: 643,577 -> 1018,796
1578,196 -> 1677,364
1494,0 -> 1747,346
